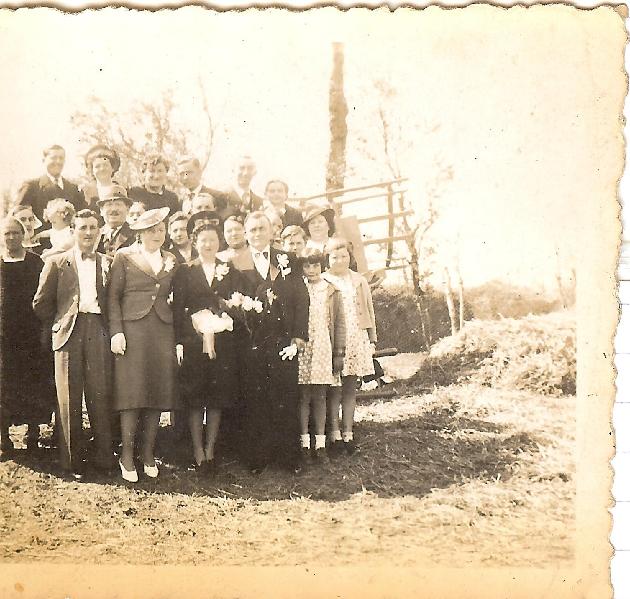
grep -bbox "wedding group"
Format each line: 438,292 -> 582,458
0,143 -> 378,483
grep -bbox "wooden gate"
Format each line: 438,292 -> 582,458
293,177 -> 420,288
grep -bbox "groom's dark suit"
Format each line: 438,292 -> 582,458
33,249 -> 113,473
234,247 -> 309,470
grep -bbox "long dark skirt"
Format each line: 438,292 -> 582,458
113,309 -> 180,411
179,330 -> 238,410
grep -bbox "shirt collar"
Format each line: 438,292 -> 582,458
48,173 -> 62,187
252,245 -> 270,257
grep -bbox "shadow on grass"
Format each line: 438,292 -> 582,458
6,402 -> 540,503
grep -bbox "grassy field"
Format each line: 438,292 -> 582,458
0,350 -> 574,566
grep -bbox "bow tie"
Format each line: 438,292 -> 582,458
255,251 -> 269,260
81,252 -> 96,261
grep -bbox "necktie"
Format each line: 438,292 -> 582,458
256,251 -> 269,260
81,252 -> 96,261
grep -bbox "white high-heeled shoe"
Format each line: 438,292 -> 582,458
119,459 -> 138,483
143,462 -> 159,478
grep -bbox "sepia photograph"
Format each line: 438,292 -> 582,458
0,5 -> 622,597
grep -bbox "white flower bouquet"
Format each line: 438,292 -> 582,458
191,309 -> 234,359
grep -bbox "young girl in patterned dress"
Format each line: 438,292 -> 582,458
323,238 -> 377,455
297,248 -> 346,465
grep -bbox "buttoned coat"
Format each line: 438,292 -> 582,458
107,246 -> 178,336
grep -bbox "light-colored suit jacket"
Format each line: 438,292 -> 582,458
33,249 -> 111,351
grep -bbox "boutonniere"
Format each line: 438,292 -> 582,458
266,288 -> 277,306
277,254 -> 291,278
101,258 -> 110,283
215,263 -> 230,281
163,256 -> 175,273
167,291 -> 174,306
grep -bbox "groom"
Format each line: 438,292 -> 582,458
236,211 -> 309,472
33,209 -> 114,480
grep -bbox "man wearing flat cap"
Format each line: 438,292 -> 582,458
97,186 -> 135,257
17,144 -> 86,223
33,209 -> 115,481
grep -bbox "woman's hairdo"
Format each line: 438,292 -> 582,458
224,215 -> 244,226
2,216 -> 26,235
191,221 -> 222,243
141,154 -> 170,174
168,211 -> 188,227
85,144 -> 121,176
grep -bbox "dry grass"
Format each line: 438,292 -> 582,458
411,310 -> 576,395
0,381 -> 574,567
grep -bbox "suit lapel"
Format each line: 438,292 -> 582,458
95,254 -> 108,312
126,247 -> 158,280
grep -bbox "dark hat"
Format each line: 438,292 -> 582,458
129,207 -> 170,231
302,202 -> 336,233
187,210 -> 222,237
84,144 -> 121,174
96,185 -> 133,208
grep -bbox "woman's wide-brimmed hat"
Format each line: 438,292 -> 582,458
129,207 -> 170,231
187,210 -> 222,237
84,144 -> 121,174
96,185 -> 133,208
302,202 -> 336,233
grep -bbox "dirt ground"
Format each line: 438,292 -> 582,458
0,353 -> 574,567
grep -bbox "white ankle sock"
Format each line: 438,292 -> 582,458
315,435 -> 326,449
342,431 -> 354,442
300,434 -> 310,449
329,429 -> 342,442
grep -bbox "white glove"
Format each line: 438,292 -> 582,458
111,333 -> 127,355
279,344 -> 298,361
176,344 -> 184,365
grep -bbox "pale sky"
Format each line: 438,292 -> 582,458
0,7 -> 624,288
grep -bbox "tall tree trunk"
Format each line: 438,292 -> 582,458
455,266 -> 464,331
443,267 -> 458,336
326,42 -> 348,194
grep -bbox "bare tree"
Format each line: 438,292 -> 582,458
354,76 -> 455,349
70,83 -> 217,193
326,42 -> 348,193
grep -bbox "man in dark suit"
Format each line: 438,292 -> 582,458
33,209 -> 114,480
235,211 -> 309,472
177,156 -> 229,216
96,186 -> 135,257
16,144 -> 85,223
263,179 -> 303,228
223,155 -> 264,220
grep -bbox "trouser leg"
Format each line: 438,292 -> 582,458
82,315 -> 113,468
54,327 -> 85,472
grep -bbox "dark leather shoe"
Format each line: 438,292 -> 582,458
300,447 -> 314,466
344,440 -> 358,455
314,447 -> 330,464
328,440 -> 344,457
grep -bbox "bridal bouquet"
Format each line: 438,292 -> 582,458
190,309 -> 234,359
